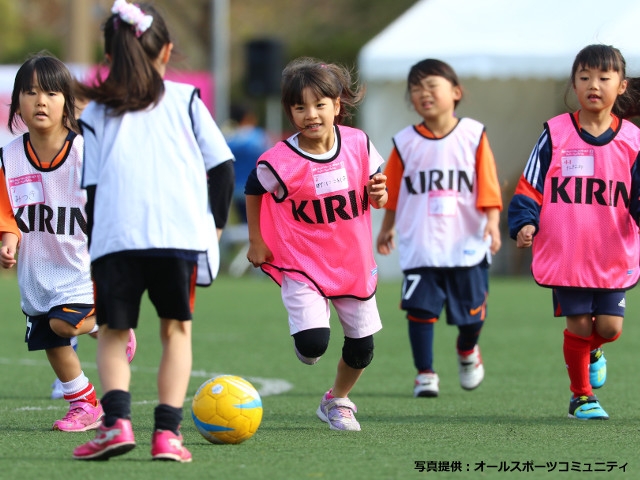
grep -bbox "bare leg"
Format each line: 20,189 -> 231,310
97,325 -> 131,393
158,318 -> 192,408
46,345 -> 82,382
331,357 -> 364,398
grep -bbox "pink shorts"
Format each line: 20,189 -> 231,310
281,275 -> 382,338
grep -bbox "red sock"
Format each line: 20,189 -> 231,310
63,382 -> 97,405
563,329 -> 592,398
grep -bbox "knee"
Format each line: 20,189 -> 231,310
292,328 -> 330,365
596,325 -> 622,342
594,317 -> 623,341
342,335 -> 374,369
49,318 -> 76,338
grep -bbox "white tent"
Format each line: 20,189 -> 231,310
359,0 -> 640,276
360,0 -> 640,83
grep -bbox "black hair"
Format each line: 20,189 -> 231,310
407,58 -> 463,108
75,2 -> 171,115
8,52 -> 79,134
280,57 -> 365,126
565,44 -> 640,118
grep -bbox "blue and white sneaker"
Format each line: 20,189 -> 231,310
568,395 -> 609,420
589,348 -> 606,389
51,378 -> 64,400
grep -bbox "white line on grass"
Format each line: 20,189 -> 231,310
0,357 -> 293,413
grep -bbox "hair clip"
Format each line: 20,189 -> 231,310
111,0 -> 153,37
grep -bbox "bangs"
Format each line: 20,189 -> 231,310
574,45 -> 626,76
283,78 -> 326,106
408,59 -> 460,87
282,66 -> 341,107
18,56 -> 71,93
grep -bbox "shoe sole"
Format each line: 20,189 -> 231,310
53,417 -> 103,432
567,414 -> 609,420
414,389 -> 439,398
152,453 -> 192,463
74,442 -> 136,460
461,383 -> 483,391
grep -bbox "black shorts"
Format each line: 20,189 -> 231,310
401,261 -> 489,325
25,304 -> 94,351
92,254 -> 197,329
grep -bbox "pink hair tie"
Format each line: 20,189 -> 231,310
111,0 -> 153,37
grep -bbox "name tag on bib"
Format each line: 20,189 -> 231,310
313,162 -> 349,195
561,149 -> 594,177
9,174 -> 45,208
428,190 -> 457,216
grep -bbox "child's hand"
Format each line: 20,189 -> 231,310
247,238 -> 273,268
376,228 -> 396,255
367,173 -> 388,208
484,222 -> 502,255
516,225 -> 536,248
0,244 -> 17,269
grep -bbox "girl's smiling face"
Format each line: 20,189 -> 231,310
290,87 -> 340,151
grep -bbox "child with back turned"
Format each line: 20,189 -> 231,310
245,57 -> 388,431
376,59 -> 503,397
72,0 -> 234,461
508,44 -> 640,419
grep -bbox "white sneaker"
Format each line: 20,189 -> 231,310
414,373 -> 439,397
457,345 -> 484,390
51,378 -> 64,400
316,392 -> 361,431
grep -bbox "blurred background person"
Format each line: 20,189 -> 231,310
225,102 -> 272,223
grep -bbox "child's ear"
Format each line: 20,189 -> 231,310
453,85 -> 462,101
161,43 -> 173,65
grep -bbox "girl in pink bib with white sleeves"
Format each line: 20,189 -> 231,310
245,57 -> 388,431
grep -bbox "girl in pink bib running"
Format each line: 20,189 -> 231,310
245,57 -> 388,431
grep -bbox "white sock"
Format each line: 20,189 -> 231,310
62,372 -> 90,397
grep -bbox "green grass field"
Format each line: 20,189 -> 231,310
0,270 -> 637,480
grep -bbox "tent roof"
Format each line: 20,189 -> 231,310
359,0 -> 640,81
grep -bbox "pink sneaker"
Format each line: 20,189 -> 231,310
126,329 -> 137,363
73,418 -> 136,460
53,401 -> 103,432
151,429 -> 192,463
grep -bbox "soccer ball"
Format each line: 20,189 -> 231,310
191,375 -> 263,444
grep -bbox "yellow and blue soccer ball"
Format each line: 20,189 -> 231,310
191,375 -> 263,444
